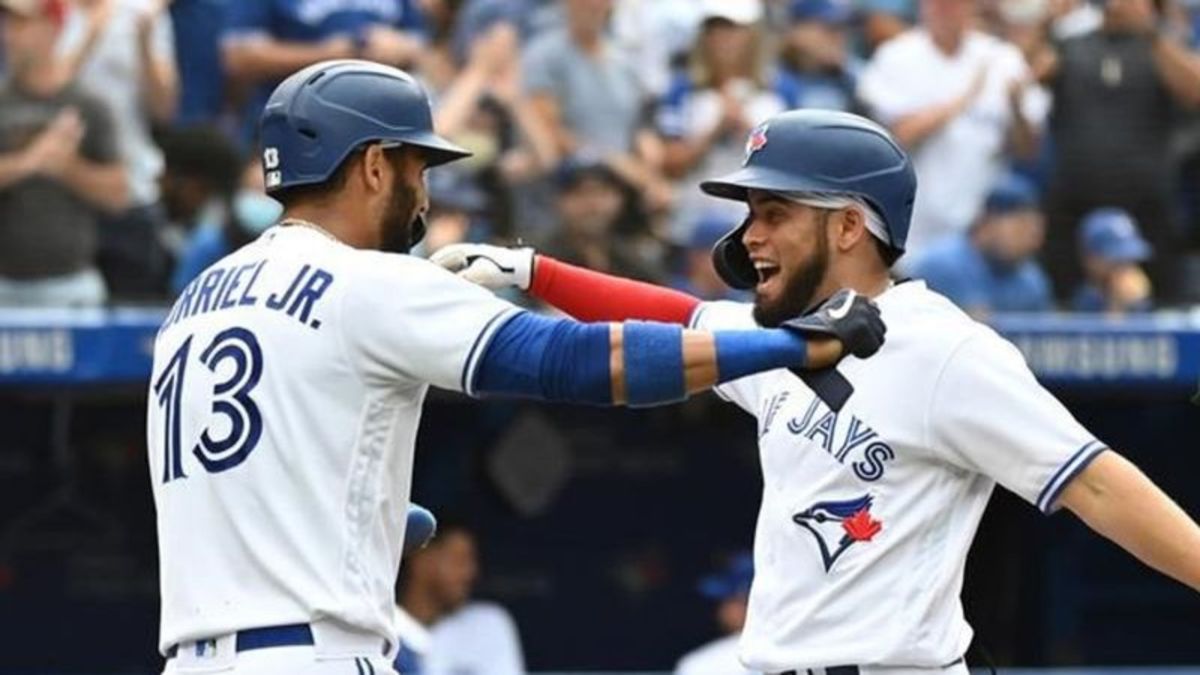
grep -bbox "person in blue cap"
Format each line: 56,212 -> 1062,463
777,0 -> 861,113
910,173 -> 1052,317
675,552 -> 758,675
671,214 -> 755,301
1073,208 -> 1154,315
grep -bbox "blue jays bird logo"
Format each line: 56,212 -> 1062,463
793,495 -> 883,572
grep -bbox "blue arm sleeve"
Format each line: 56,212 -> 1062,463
474,312 -> 812,406
473,311 -> 613,404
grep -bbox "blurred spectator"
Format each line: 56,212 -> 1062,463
419,171 -> 491,255
539,157 -> 665,282
221,0 -> 427,143
858,0 -> 1048,260
169,0 -> 231,125
429,19 -> 557,234
658,0 -> 786,243
157,125 -> 240,254
521,0 -> 664,204
0,0 -> 127,306
777,0 -> 860,112
611,0 -> 703,97
670,214 -> 753,301
1046,0 -> 1103,39
911,173 -> 1053,316
674,552 -> 756,675
1039,0 -> 1200,304
168,149 -> 281,295
60,0 -> 179,298
1074,208 -> 1155,313
859,0 -> 915,54
395,521 -> 525,675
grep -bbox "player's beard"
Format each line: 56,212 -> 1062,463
753,226 -> 831,328
379,174 -> 421,254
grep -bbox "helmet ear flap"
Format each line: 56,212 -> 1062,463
711,216 -> 758,290
409,215 -> 427,248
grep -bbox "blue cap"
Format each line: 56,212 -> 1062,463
983,173 -> 1039,215
689,215 -> 736,250
428,170 -> 489,214
698,552 -> 754,600
790,0 -> 853,23
1080,208 -> 1151,262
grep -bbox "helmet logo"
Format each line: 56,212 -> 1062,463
263,147 -> 281,189
744,124 -> 768,165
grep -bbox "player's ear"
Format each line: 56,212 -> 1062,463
361,143 -> 389,194
835,206 -> 867,252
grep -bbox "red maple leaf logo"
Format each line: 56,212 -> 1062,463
747,128 -> 768,154
842,509 -> 883,542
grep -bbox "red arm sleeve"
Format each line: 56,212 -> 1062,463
529,255 -> 702,325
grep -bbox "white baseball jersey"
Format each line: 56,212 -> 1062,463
147,225 -> 518,654
689,280 -> 1105,672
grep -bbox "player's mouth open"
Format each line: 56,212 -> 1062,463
754,261 -> 781,288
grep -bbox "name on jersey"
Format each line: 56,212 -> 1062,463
766,393 -> 895,482
160,261 -> 334,333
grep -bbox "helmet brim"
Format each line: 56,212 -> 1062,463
700,165 -> 834,202
402,130 -> 472,168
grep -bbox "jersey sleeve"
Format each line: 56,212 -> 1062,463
929,330 -> 1107,513
340,254 -> 521,393
688,300 -> 762,414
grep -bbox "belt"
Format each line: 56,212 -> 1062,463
166,623 -> 314,659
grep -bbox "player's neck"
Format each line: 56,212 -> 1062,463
815,268 -> 893,308
280,204 -> 373,249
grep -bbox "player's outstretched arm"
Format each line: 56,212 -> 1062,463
472,289 -> 884,407
431,244 -> 702,324
1057,451 -> 1200,592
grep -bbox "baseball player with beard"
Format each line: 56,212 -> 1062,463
146,63 -> 887,675
435,110 -> 1200,675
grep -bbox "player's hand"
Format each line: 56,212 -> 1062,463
430,243 -> 535,291
402,503 -> 437,556
781,289 -> 886,367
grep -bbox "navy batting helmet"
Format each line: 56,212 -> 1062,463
702,110 -> 916,290
259,60 -> 470,196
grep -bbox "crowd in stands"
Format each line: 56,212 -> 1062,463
0,0 -> 1198,317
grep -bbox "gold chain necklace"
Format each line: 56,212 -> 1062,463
278,218 -> 340,243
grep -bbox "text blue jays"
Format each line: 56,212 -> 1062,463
783,397 -> 895,482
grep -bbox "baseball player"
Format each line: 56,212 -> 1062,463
145,63 -> 886,675
436,110 -> 1200,674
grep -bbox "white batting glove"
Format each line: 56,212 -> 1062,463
429,243 -> 535,291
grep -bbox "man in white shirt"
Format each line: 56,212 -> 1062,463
857,0 -> 1048,260
394,521 -> 525,675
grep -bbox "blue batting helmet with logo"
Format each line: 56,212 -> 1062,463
701,110 -> 916,289
259,60 -> 470,196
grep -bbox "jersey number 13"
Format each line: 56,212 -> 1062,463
153,327 -> 265,483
